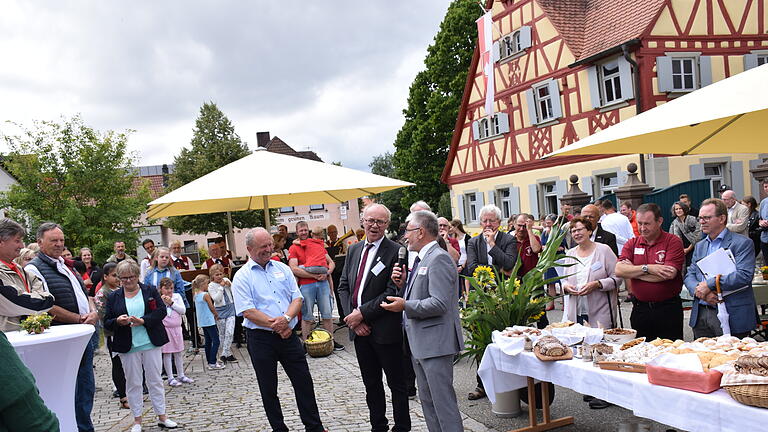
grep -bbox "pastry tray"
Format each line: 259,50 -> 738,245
597,361 -> 647,373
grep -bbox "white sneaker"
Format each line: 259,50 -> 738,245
168,378 -> 182,387
130,424 -> 142,432
179,376 -> 195,384
207,363 -> 225,370
158,418 -> 178,428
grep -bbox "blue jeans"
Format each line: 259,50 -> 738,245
300,281 -> 332,320
76,330 -> 99,431
202,325 -> 220,365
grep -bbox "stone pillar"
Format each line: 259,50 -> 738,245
559,175 -> 592,211
750,160 -> 768,201
615,163 -> 654,210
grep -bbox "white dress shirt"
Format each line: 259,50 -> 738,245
354,237 -> 384,307
600,212 -> 635,253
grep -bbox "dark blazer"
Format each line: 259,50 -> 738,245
103,283 -> 169,353
684,229 -> 757,335
466,230 -> 517,275
338,238 -> 403,345
594,224 -> 619,256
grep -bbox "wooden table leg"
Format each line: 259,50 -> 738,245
510,378 -> 574,432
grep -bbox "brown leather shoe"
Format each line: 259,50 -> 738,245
467,387 -> 487,400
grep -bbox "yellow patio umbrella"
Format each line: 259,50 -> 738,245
147,148 -> 414,234
543,64 -> 768,158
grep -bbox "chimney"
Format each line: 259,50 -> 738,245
256,132 -> 270,148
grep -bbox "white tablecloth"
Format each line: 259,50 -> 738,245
5,324 -> 95,432
478,343 -> 768,432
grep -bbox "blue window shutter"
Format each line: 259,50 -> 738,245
496,112 -> 510,133
555,180 -> 568,207
478,190 -> 486,209
492,41 -> 501,62
618,56 -> 635,101
548,80 -> 563,119
581,176 -> 594,199
519,26 -> 532,50
587,65 -> 602,109
699,56 -> 713,87
472,121 -> 480,140
528,184 -> 540,219
510,186 -> 521,215
689,164 -> 705,181
458,194 -> 466,223
618,170 -> 629,186
744,54 -> 758,71
525,89 -> 538,125
656,56 -> 673,92
731,161 -> 745,198
487,190 -> 496,206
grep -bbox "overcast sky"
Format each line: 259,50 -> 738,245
0,1 -> 454,171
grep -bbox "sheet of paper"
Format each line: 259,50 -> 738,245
695,248 -> 736,279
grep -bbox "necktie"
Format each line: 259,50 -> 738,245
404,256 -> 421,299
215,258 -> 221,265
351,243 -> 374,308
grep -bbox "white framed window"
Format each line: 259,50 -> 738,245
497,188 -> 512,220
279,206 -> 295,213
540,182 -> 558,216
495,26 -> 532,61
587,56 -> 634,108
471,113 -> 510,140
704,163 -> 728,196
309,204 -> 324,211
656,52 -> 712,93
464,192 -> 479,223
745,50 -> 768,70
525,79 -> 562,126
597,174 -> 619,195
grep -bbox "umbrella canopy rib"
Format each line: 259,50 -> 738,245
681,114 -> 743,156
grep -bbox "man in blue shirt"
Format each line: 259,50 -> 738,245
684,199 -> 757,338
758,179 -> 768,262
233,228 -> 327,432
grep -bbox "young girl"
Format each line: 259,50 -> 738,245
93,263 -> 129,409
159,277 -> 193,386
193,274 -> 224,370
144,247 -> 189,308
207,264 -> 236,363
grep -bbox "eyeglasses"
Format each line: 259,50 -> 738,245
480,219 -> 499,224
118,275 -> 137,281
404,226 -> 421,233
363,218 -> 389,226
698,215 -> 715,221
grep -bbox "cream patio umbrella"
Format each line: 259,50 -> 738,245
543,63 -> 768,158
147,148 -> 414,235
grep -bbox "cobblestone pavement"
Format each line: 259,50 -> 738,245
91,331 -> 497,432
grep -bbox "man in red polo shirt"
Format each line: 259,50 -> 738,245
616,203 -> 685,340
513,213 -> 542,278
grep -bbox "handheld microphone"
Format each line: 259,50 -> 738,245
397,247 -> 408,281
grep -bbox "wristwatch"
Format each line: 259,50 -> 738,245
641,265 -> 649,274
283,314 -> 292,322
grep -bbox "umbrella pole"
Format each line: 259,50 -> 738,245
226,211 -> 236,259
262,196 -> 271,232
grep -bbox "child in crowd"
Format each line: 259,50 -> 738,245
193,274 -> 224,370
94,262 -> 128,409
207,264 -> 237,363
159,277 -> 193,386
292,226 -> 330,275
144,247 -> 189,307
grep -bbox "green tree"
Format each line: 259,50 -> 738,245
392,0 -> 477,215
0,115 -> 151,262
368,152 -> 408,226
165,102 -> 267,236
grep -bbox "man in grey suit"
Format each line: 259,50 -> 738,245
382,210 -> 464,432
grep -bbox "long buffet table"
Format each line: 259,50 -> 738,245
478,343 -> 768,432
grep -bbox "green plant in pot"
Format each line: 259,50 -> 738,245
461,218 -> 573,366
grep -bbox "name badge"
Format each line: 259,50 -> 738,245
371,261 -> 386,276
591,261 -> 603,271
272,271 -> 285,280
418,266 -> 428,275
634,248 -> 645,255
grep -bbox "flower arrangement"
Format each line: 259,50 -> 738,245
20,313 -> 53,334
461,218 -> 572,366
761,266 -> 768,280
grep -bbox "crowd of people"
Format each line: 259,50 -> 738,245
1,178 -> 767,431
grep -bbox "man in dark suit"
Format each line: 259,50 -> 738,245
580,204 -> 619,256
338,204 -> 410,432
464,204 -> 517,400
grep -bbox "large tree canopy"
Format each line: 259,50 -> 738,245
165,102 -> 267,236
0,115 -> 151,261
391,0 -> 478,213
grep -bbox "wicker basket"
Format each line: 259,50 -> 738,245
724,385 -> 768,408
305,330 -> 334,358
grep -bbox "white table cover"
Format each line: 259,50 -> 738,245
478,343 -> 768,432
5,324 -> 95,432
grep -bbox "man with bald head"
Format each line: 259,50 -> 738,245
577,204 -> 619,256
722,190 -> 749,236
233,228 -> 327,432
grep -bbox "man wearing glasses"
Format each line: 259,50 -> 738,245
684,198 -> 757,338
615,203 -> 686,341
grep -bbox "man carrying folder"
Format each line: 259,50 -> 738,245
684,198 -> 757,338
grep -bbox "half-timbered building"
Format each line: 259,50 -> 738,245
443,0 -> 768,228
